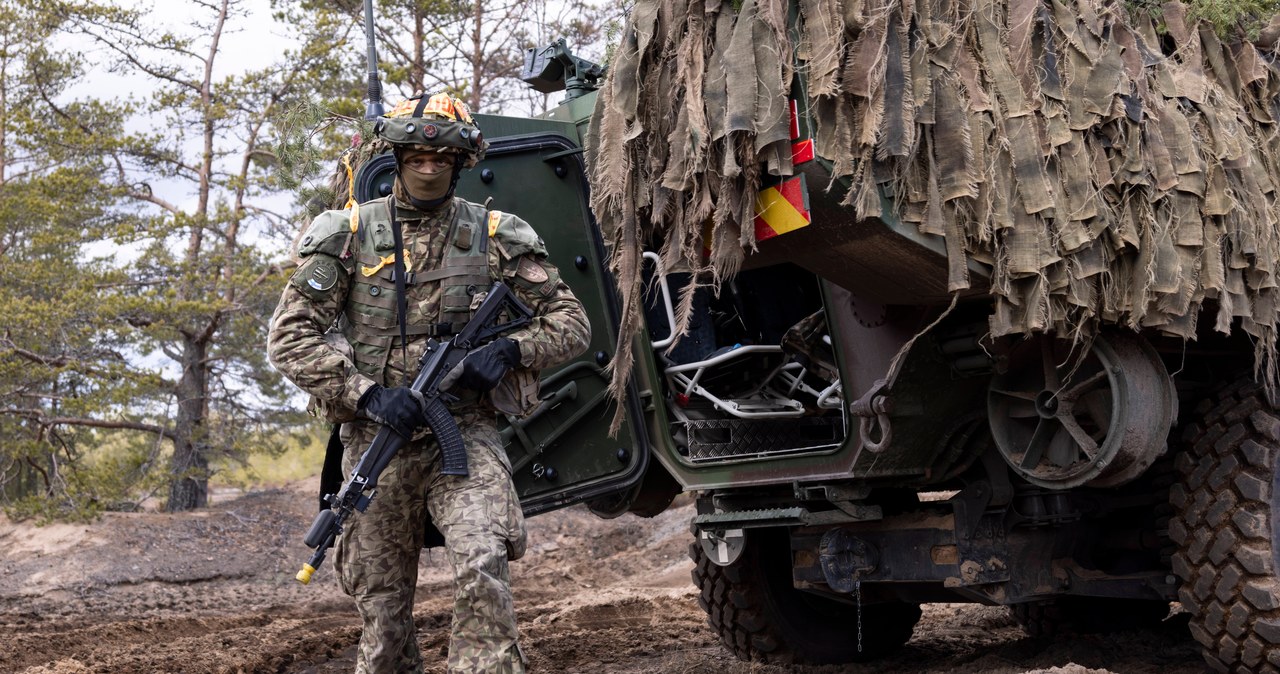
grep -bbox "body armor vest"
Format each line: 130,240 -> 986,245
342,198 -> 494,379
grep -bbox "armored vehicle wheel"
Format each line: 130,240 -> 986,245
1010,597 -> 1171,637
689,528 -> 920,664
1171,379 -> 1280,673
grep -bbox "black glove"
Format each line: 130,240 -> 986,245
440,337 -> 521,393
356,384 -> 427,438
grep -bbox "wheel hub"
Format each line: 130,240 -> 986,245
1034,391 -> 1059,418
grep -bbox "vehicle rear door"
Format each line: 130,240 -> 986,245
458,114 -> 650,515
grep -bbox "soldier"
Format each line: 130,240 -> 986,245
268,92 -> 591,673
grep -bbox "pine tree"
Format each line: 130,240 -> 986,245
0,0 -> 348,514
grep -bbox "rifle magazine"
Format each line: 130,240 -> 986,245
425,399 -> 469,476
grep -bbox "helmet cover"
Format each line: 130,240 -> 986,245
375,93 -> 487,168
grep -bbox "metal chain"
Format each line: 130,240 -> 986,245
855,579 -> 863,653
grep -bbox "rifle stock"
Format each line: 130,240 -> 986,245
297,282 -> 533,584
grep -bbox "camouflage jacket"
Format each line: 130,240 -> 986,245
267,195 -> 591,420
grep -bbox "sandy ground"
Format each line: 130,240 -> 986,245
0,478 -> 1207,674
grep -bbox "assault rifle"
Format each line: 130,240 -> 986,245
296,282 -> 533,584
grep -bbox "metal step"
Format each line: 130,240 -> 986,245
680,415 -> 844,463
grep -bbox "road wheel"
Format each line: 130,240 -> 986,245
1171,379 -> 1280,673
1010,597 -> 1171,637
689,527 -> 920,664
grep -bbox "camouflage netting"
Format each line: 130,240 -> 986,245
587,0 -> 1280,425
288,131 -> 386,262
327,134 -> 390,211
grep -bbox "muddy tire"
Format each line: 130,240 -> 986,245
1010,597 -> 1170,638
689,528 -> 920,664
1171,379 -> 1280,673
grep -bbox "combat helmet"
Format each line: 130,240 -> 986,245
372,92 -> 487,210
375,92 -> 487,168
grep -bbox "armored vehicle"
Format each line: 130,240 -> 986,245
340,1 -> 1280,671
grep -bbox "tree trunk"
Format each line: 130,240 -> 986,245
412,11 -> 425,93
166,0 -> 227,513
1,48 -> 8,185
470,0 -> 483,110
167,337 -> 209,511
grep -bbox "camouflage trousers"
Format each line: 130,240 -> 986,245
335,412 -> 528,674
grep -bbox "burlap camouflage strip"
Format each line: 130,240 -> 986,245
587,0 -> 1280,429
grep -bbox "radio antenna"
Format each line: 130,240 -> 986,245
362,0 -> 385,119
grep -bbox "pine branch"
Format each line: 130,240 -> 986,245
0,407 -> 176,441
71,20 -> 203,92
127,185 -> 182,214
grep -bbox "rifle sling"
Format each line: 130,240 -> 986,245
390,201 -> 410,386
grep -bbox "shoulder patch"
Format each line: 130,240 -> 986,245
307,258 -> 339,292
290,254 -> 347,302
516,256 -> 549,283
488,211 -> 502,237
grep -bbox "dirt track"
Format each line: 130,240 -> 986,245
0,479 -> 1207,673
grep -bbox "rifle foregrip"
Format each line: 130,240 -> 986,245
424,398 -> 468,476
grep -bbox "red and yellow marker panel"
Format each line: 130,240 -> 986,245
754,174 -> 811,242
